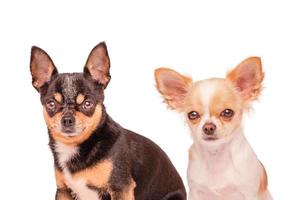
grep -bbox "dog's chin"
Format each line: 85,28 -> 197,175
199,135 -> 230,146
61,132 -> 79,137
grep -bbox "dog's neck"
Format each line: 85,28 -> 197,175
50,111 -> 121,172
194,125 -> 247,172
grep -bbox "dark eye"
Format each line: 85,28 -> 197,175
220,109 -> 234,118
46,100 -> 56,110
83,100 -> 94,110
188,111 -> 200,120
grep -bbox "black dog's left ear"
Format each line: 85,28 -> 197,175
84,42 -> 111,88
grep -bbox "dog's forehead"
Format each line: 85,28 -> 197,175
193,78 -> 223,107
42,72 -> 103,104
189,78 -> 238,108
61,74 -> 80,99
50,73 -> 89,100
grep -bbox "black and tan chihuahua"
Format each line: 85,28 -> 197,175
30,42 -> 186,200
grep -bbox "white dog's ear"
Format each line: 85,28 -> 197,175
227,57 -> 264,102
155,68 -> 192,110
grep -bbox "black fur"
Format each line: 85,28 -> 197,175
31,42 -> 186,200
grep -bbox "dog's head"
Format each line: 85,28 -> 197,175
155,57 -> 264,144
30,42 -> 110,145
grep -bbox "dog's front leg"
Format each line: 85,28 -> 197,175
54,169 -> 74,199
110,178 -> 136,200
55,188 -> 74,200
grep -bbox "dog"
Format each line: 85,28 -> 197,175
30,42 -> 186,200
155,57 -> 272,200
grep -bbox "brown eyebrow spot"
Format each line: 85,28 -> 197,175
76,93 -> 85,104
54,92 -> 63,103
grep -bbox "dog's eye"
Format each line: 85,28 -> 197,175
220,109 -> 234,118
83,100 -> 94,110
188,111 -> 200,120
46,100 -> 56,110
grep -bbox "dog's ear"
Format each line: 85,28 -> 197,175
226,57 -> 264,102
84,42 -> 111,89
155,68 -> 192,110
30,46 -> 58,92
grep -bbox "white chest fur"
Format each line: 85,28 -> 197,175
55,142 -> 100,200
188,132 -> 262,200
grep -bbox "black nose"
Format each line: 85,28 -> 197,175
61,115 -> 75,127
202,123 -> 216,135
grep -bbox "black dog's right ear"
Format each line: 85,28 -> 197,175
30,46 -> 58,92
84,42 -> 111,89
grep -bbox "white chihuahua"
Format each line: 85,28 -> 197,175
155,57 -> 272,200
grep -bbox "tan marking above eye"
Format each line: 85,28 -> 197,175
54,92 -> 63,103
76,93 -> 85,105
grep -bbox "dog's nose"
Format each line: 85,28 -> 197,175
202,123 -> 216,135
61,115 -> 75,127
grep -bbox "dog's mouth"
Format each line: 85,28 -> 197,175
202,136 -> 218,141
62,127 -> 75,133
61,127 -> 86,137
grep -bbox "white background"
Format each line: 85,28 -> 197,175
0,0 -> 299,199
